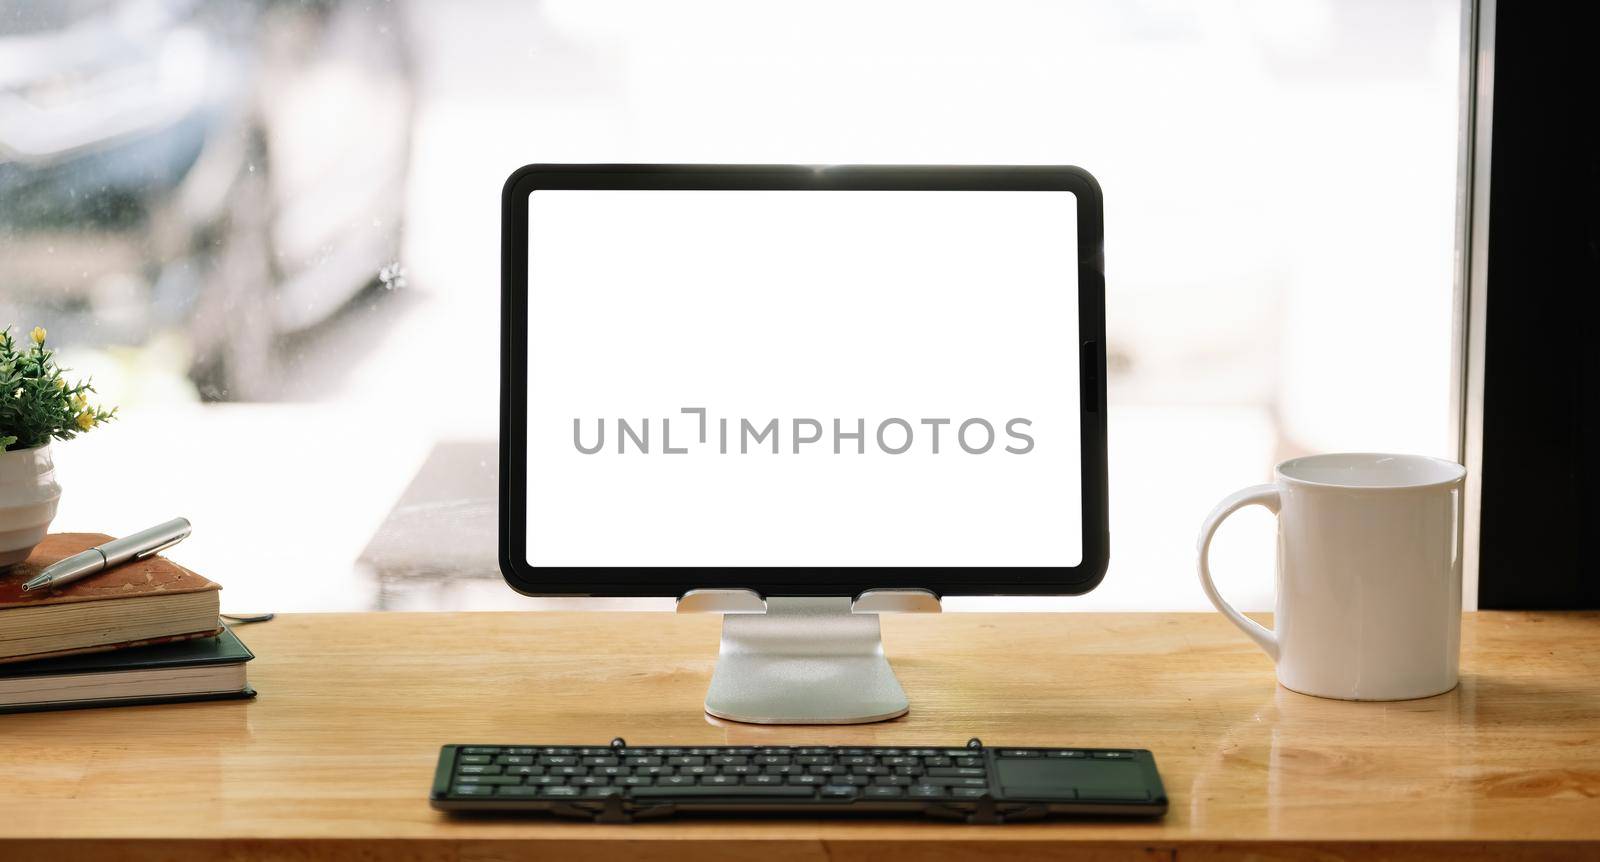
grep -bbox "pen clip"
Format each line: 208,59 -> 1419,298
135,535 -> 187,560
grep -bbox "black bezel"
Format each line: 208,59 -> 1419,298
500,164 -> 1108,598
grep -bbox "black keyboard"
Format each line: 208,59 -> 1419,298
430,738 -> 1167,822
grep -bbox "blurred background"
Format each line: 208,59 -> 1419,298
0,0 -> 1464,612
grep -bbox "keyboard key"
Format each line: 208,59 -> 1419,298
460,747 -> 500,755
724,765 -> 757,775
578,748 -> 613,756
952,787 -> 989,798
504,748 -> 537,755
874,775 -> 913,786
584,787 -> 625,797
788,775 -> 824,786
458,754 -> 491,765
1047,750 -> 1087,758
711,755 -> 748,766
701,775 -> 739,786
755,755 -> 791,766
821,785 -> 858,800
864,786 -> 904,798
745,775 -> 783,786
540,756 -> 577,766
625,756 -> 663,766
908,749 -> 941,757
763,765 -> 800,775
526,776 -> 566,786
853,765 -> 889,776
999,750 -> 1039,757
595,766 -> 631,777
926,767 -> 986,777
840,756 -> 875,766
453,775 -> 520,785
883,756 -> 919,766
539,747 -> 574,755
457,765 -> 501,775
507,766 -> 546,776
923,757 -> 953,767
638,766 -> 675,777
542,786 -> 581,797
681,765 -> 716,776
689,748 -> 722,756
667,756 -> 706,767
631,785 -> 815,798
495,785 -> 541,797
451,785 -> 494,796
581,756 -> 619,766
908,785 -> 950,798
808,765 -> 846,775
618,776 -> 654,786
495,755 -> 533,765
548,766 -> 587,776
658,775 -> 696,787
568,776 -> 606,786
797,748 -> 832,755
1093,750 -> 1136,760
795,755 -> 834,765
917,776 -> 988,788
956,757 -> 984,767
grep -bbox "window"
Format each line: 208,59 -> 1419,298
1,0 -> 1465,611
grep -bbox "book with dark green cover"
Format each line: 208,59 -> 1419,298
0,626 -> 256,714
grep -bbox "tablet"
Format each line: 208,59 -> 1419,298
500,165 -> 1106,598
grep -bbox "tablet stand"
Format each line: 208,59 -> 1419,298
676,588 -> 941,724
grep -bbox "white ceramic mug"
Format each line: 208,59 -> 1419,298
1197,453 -> 1467,701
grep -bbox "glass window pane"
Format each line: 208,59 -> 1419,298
1,0 -> 1463,611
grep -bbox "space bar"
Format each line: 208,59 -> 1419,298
630,786 -> 817,798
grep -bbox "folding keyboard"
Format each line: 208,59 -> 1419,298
431,738 -> 1167,822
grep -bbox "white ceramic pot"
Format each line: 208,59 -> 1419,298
0,443 -> 62,567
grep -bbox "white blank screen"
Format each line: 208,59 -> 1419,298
525,189 -> 1081,568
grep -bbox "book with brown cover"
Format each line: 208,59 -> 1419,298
0,533 -> 222,664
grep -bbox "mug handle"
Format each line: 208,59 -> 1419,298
1197,484 -> 1281,662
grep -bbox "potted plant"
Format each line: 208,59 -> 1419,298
0,327 -> 116,566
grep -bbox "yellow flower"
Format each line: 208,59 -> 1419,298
56,377 -> 67,389
75,411 -> 95,431
71,394 -> 88,412
30,326 -> 46,345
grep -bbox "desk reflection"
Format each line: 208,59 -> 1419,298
1,697 -> 254,803
1192,680 -> 1478,835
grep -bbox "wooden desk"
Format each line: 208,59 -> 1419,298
4,611 -> 1598,861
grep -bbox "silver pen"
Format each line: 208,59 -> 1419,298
21,517 -> 192,592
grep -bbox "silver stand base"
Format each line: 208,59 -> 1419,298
677,588 -> 940,725
704,597 -> 907,725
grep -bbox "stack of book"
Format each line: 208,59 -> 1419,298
0,533 -> 256,713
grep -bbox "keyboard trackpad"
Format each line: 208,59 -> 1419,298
995,758 -> 1149,801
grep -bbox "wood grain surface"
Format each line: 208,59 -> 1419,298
3,611 -> 1598,861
